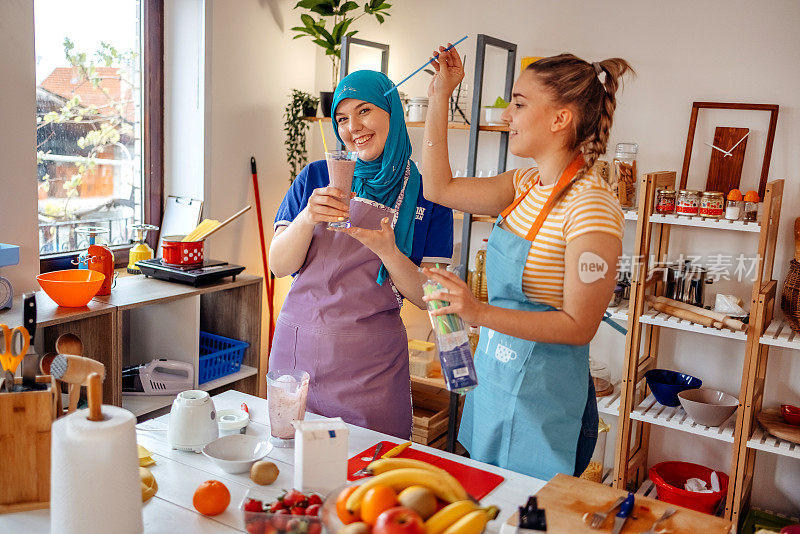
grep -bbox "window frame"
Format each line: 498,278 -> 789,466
39,0 -> 164,272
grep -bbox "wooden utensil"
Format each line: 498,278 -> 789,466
757,409 -> 800,445
87,372 -> 103,421
194,205 -> 251,241
55,333 -> 84,357
653,296 -> 746,331
647,296 -> 724,329
780,218 -> 800,332
50,354 -> 105,414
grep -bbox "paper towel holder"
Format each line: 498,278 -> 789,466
86,372 -> 106,422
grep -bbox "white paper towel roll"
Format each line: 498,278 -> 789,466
51,405 -> 143,534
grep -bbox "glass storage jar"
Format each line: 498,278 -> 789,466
725,189 -> 743,220
612,143 -> 638,209
699,191 -> 724,218
743,190 -> 759,222
579,418 -> 611,483
676,189 -> 700,216
655,188 -> 676,214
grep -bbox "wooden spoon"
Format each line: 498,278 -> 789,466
55,333 -> 84,356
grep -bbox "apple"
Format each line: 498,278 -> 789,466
373,507 -> 425,534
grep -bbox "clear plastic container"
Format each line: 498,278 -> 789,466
612,143 -> 638,209
422,273 -> 478,394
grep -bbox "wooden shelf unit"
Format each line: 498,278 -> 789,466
0,274 -> 263,417
611,169 -> 785,525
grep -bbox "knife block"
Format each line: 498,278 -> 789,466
0,376 -> 57,513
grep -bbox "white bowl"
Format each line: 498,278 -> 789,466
678,388 -> 738,427
202,434 -> 272,474
483,107 -> 505,125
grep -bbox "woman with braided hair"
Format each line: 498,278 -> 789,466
421,45 -> 633,479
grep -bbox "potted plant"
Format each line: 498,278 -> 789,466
291,0 -> 392,116
284,90 -> 319,182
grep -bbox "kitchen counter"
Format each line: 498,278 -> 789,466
0,390 -> 546,533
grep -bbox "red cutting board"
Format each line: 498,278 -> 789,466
347,441 -> 504,501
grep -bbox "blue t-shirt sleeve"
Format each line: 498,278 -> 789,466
421,202 -> 454,264
274,161 -> 328,228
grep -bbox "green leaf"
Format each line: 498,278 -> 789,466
295,0 -> 322,8
313,38 -> 332,50
315,25 -> 336,46
309,4 -> 335,15
339,1 -> 358,13
300,13 -> 317,28
375,13 -> 384,23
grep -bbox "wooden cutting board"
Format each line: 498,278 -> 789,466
347,441 -> 504,501
757,409 -> 800,444
503,474 -> 731,533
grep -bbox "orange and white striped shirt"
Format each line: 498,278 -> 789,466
502,166 -> 624,309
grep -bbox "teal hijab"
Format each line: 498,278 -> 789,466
331,70 -> 422,285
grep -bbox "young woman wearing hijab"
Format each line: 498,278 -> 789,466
269,70 -> 454,439
421,46 -> 633,479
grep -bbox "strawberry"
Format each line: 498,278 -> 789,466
268,500 -> 286,512
243,498 -> 264,513
306,494 -> 322,506
305,504 -> 320,517
308,523 -> 322,534
290,506 -> 307,515
282,489 -> 306,508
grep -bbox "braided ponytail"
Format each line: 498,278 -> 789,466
526,55 -> 634,203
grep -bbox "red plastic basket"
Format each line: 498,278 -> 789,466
649,461 -> 728,514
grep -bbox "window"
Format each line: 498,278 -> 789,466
34,0 -> 162,262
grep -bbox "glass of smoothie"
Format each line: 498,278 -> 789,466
266,369 -> 310,448
325,150 -> 358,229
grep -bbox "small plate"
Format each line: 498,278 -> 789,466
202,434 -> 272,474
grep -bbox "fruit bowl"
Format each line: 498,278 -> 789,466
322,478 -> 493,534
678,388 -> 738,427
241,488 -> 323,534
37,269 -> 105,307
645,369 -> 702,407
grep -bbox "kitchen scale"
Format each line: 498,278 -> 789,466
136,258 -> 245,286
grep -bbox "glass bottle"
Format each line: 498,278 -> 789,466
474,239 -> 488,302
612,143 -> 638,210
725,189 -> 743,220
580,418 -> 611,483
743,190 -> 760,222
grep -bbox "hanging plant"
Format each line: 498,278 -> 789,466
284,89 -> 320,183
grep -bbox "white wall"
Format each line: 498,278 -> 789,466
202,0 -> 799,513
0,0 -> 39,293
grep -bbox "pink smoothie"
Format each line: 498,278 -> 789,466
267,374 -> 309,439
326,157 -> 355,197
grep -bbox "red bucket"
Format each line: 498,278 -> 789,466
649,461 -> 728,514
161,235 -> 204,267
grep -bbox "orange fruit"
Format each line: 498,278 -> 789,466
361,485 -> 398,526
193,480 -> 231,516
337,486 -> 361,524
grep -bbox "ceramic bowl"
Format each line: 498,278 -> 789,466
202,434 -> 272,474
37,269 -> 105,307
678,388 -> 738,427
645,369 -> 702,407
483,106 -> 505,125
781,404 -> 800,426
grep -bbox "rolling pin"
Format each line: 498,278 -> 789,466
646,296 -> 724,329
50,354 -> 106,414
653,296 -> 747,331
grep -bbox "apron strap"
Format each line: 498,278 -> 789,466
499,154 -> 586,242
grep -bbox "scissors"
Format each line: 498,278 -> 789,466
0,324 -> 30,392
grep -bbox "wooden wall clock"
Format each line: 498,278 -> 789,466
679,102 -> 779,198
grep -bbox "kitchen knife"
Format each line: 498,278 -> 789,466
611,492 -> 634,534
21,292 -> 36,388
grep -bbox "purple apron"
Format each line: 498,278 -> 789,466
270,193 -> 412,439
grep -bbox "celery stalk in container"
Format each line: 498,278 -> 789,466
423,265 -> 478,393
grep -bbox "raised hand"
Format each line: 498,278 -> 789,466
302,187 -> 352,225
427,43 -> 465,99
421,267 -> 486,326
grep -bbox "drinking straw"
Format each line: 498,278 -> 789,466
424,263 -> 462,335
383,36 -> 469,96
318,119 -> 329,153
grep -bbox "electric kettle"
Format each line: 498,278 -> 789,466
168,390 -> 218,452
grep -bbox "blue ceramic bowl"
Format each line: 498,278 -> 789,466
645,369 -> 702,407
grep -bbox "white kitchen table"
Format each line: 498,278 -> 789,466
0,390 -> 546,533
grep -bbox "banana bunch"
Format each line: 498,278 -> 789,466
425,500 -> 499,534
346,460 -> 468,514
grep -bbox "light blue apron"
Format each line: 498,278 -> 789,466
458,155 -> 621,479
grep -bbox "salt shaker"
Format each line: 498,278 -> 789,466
725,189 -> 743,220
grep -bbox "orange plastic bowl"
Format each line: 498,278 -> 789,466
37,269 -> 105,307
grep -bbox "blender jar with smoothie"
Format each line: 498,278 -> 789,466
325,150 -> 358,228
266,369 -> 310,447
